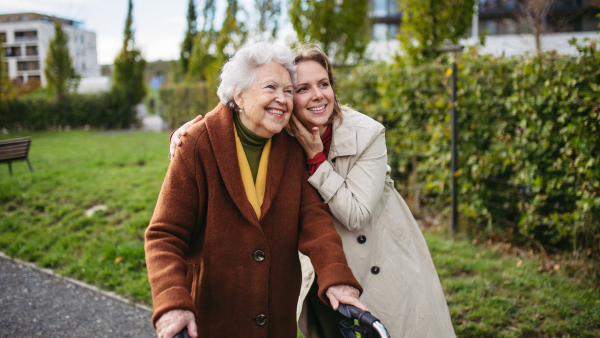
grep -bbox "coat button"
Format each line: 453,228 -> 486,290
255,314 -> 267,325
357,235 -> 366,244
371,266 -> 380,275
253,250 -> 265,262
332,158 -> 336,163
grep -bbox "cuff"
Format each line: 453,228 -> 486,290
307,161 -> 345,203
151,286 -> 197,328
169,129 -> 177,143
315,263 -> 363,306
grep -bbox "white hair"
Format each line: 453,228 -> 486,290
217,42 -> 297,110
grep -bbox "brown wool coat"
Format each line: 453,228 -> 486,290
145,103 -> 362,338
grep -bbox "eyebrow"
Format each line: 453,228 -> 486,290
262,79 -> 292,88
295,78 -> 329,87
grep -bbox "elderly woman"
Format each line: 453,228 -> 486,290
145,42 -> 366,338
171,44 -> 456,338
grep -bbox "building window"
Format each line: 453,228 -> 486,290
15,31 -> 37,42
6,46 -> 22,57
0,32 -> 5,43
373,23 -> 399,40
373,0 -> 398,18
17,61 -> 40,71
19,16 -> 29,22
26,45 -> 38,56
485,20 -> 498,35
28,75 -> 41,82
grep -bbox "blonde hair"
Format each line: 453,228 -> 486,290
293,44 -> 343,126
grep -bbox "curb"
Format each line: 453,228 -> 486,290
0,252 -> 153,313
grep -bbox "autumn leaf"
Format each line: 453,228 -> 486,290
114,256 -> 123,264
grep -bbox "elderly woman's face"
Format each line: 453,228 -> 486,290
234,62 -> 294,138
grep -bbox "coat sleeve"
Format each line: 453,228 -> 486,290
145,129 -> 206,327
307,127 -> 387,232
297,167 -> 363,305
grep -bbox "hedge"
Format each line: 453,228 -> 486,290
0,92 -> 137,130
158,82 -> 220,129
336,45 -> 600,256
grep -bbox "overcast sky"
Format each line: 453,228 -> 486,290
1,0 -> 295,64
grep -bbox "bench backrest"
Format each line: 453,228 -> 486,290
0,137 -> 32,163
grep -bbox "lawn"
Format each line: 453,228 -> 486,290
1,131 -> 599,337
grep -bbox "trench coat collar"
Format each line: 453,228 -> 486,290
205,103 -> 287,226
328,110 -> 357,160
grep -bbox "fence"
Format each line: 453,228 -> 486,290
336,47 -> 600,257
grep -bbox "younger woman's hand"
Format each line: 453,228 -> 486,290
169,115 -> 203,160
289,114 -> 323,159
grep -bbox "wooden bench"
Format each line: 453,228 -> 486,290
0,137 -> 34,176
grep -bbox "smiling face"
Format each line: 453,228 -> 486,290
234,62 -> 294,138
293,60 -> 335,135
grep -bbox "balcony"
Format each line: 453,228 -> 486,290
14,30 -> 37,43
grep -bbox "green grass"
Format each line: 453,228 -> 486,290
1,131 -> 599,337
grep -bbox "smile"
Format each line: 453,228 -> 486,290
266,108 -> 285,118
307,105 -> 327,113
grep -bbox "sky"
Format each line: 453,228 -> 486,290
1,0 -> 295,64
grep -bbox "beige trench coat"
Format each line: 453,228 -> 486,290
296,108 -> 456,338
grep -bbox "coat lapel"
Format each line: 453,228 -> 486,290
205,103 -> 260,226
328,111 -> 357,160
259,131 -> 287,221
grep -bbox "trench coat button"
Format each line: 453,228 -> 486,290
332,158 -> 336,163
357,235 -> 366,244
253,250 -> 265,262
371,266 -> 380,275
255,314 -> 267,325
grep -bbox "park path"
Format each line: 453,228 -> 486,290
0,254 -> 156,337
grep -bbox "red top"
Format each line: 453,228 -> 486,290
307,124 -> 333,175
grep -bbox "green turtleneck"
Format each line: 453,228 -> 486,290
233,111 -> 268,183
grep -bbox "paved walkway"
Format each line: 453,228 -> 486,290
0,255 -> 156,337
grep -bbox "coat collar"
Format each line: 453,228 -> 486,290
204,103 -> 287,225
328,110 -> 357,159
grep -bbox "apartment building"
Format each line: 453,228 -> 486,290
368,0 -> 600,58
0,13 -> 100,87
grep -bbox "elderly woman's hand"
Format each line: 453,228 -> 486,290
169,115 -> 203,160
155,309 -> 198,338
289,114 -> 323,159
326,285 -> 368,312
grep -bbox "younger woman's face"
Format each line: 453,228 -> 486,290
293,61 -> 335,134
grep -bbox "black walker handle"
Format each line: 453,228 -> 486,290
173,327 -> 191,338
338,304 -> 391,338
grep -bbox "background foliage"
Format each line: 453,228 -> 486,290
288,0 -> 370,66
158,82 -> 220,129
0,92 -> 134,130
336,44 -> 600,259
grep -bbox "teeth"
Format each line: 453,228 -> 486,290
266,108 -> 283,116
308,106 -> 325,111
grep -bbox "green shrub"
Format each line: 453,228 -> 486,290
0,92 -> 136,130
158,82 -> 220,129
336,46 -> 600,257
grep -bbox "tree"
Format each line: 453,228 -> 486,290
0,44 -> 12,102
188,0 -> 246,85
111,0 -> 146,127
255,0 -> 281,39
188,0 -> 217,82
180,0 -> 198,76
289,0 -> 370,66
519,0 -> 556,55
44,21 -> 80,100
397,0 -> 476,61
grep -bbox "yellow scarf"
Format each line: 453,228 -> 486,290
234,126 -> 271,219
